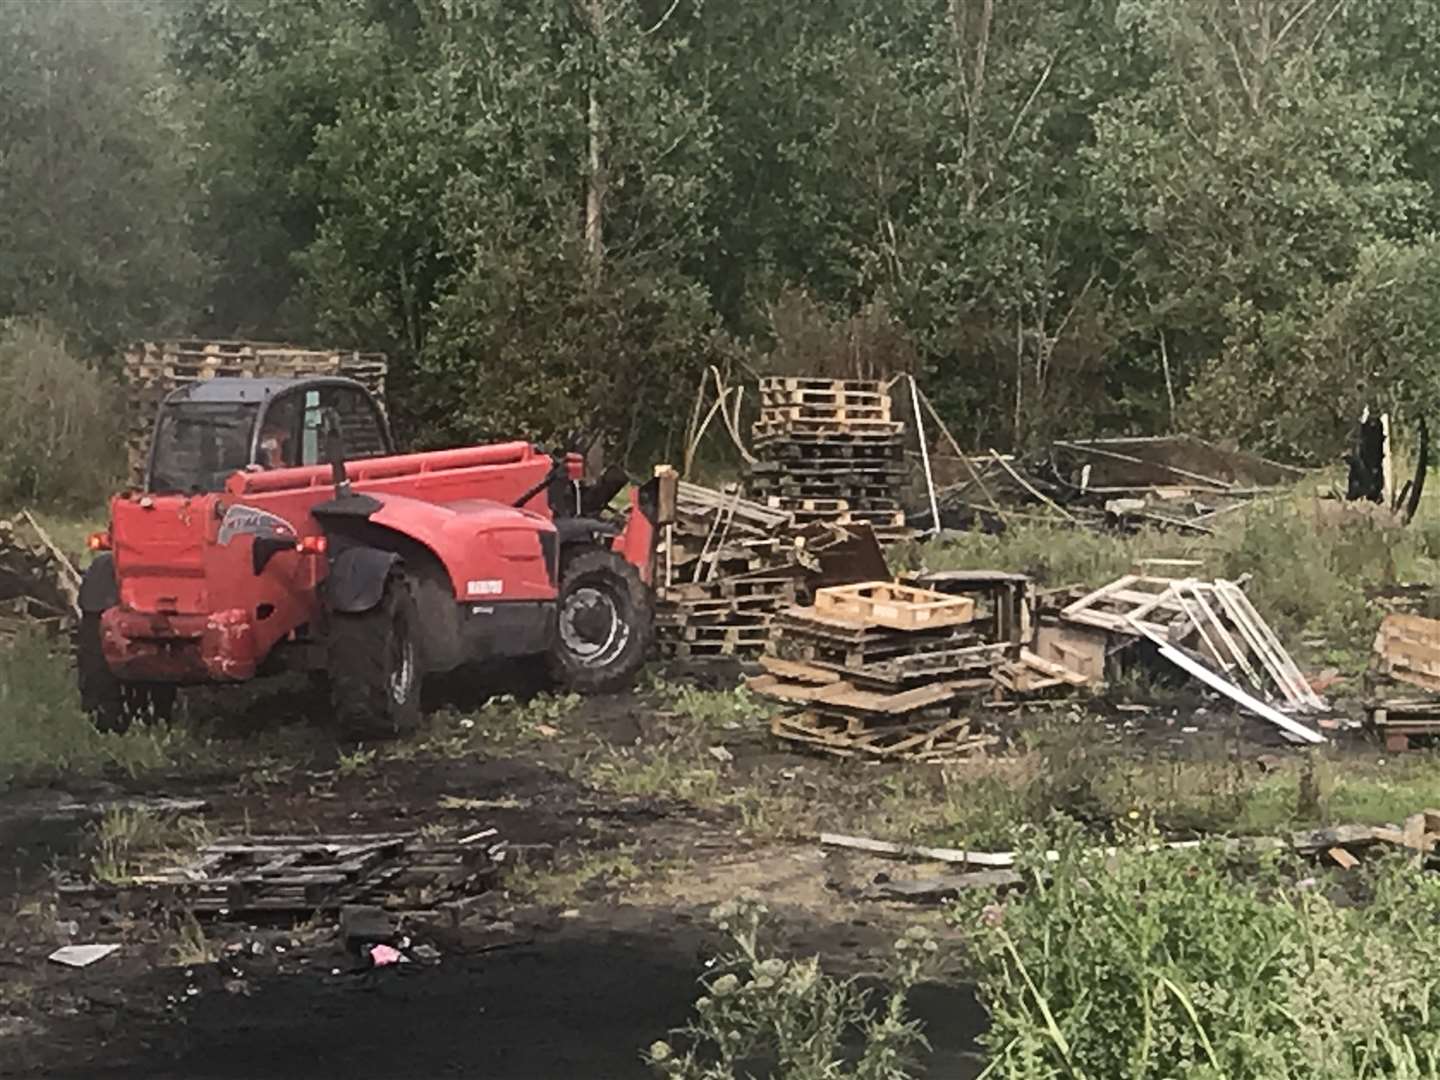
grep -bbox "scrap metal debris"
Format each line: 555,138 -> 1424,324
929,433 -> 1304,534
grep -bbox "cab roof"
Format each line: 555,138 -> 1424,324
162,376 -> 374,406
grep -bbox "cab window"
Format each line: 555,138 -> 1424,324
298,386 -> 390,466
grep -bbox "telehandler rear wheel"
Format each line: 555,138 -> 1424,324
548,547 -> 653,694
328,571 -> 423,738
76,614 -> 176,734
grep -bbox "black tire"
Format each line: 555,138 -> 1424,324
548,547 -> 653,694
327,571 -> 423,738
76,614 -> 176,734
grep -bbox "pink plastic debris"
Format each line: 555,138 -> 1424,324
369,944 -> 403,967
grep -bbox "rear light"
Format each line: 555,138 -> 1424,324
87,531 -> 112,552
297,535 -> 328,555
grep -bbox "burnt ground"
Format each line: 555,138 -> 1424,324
0,663 -> 1381,1080
0,675 -> 997,1080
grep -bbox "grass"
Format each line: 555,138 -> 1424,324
505,847 -> 654,906
0,630 -> 210,787
954,827 -> 1440,1079
915,488 -> 1440,675
169,911 -> 218,966
90,806 -> 210,885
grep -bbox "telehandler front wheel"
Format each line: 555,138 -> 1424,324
548,547 -> 653,694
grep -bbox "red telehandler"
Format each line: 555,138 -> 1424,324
78,377 -> 668,735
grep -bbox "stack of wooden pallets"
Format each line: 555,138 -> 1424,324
750,582 -> 1003,761
122,340 -> 389,485
655,482 -> 804,660
748,377 -> 909,542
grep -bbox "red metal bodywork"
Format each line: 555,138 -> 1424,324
101,442 -> 654,683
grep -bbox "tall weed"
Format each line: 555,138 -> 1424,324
0,631 -> 203,786
955,821 -> 1440,1079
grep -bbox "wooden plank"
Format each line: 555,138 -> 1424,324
808,680 -> 957,715
1327,847 -> 1360,870
1130,621 -> 1326,745
757,656 -> 841,684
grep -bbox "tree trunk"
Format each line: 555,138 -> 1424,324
584,0 -> 606,282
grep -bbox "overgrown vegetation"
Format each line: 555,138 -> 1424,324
919,496 -> 1440,673
89,806 -> 210,885
648,898 -> 936,1080
9,2 -> 1440,459
0,631 -> 206,787
956,823 -> 1440,1078
0,320 -> 123,507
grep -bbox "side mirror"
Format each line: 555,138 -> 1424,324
320,407 -> 350,499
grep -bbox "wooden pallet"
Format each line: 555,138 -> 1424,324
57,833 -> 494,915
753,440 -> 903,461
1369,700 -> 1440,751
662,576 -> 799,604
770,711 -> 996,762
759,404 -> 892,424
753,419 -> 905,439
815,583 -> 975,631
662,638 -> 769,659
750,482 -> 900,502
760,380 -> 881,397
800,643 -> 1010,690
760,390 -> 890,412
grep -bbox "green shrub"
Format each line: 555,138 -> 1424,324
955,820 -> 1440,1079
0,319 -> 122,508
647,897 -> 934,1080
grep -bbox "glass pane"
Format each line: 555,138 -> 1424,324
149,403 -> 259,493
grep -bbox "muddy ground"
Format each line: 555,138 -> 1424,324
0,661 -> 1375,1080
0,672 -> 1006,1080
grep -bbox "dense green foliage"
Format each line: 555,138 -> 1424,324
0,321 -> 122,507
6,0 -> 1440,461
957,824 -> 1440,1078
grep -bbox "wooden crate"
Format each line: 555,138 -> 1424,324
814,582 -> 974,631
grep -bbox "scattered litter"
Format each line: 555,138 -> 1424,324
48,943 -> 120,968
458,828 -> 499,845
832,816 -> 1433,903
368,944 -> 403,967
706,745 -> 734,764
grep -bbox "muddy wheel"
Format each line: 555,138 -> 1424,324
548,547 -> 653,694
76,614 -> 176,734
327,571 -> 423,738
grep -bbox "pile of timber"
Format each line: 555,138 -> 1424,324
1370,614 -> 1440,749
1045,573 -> 1328,743
57,831 -> 498,917
748,378 -> 910,542
751,582 -> 1005,762
0,513 -> 80,642
655,482 -> 804,660
123,340 -> 388,486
